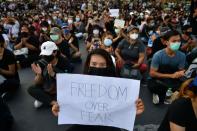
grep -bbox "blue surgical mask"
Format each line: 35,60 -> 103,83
76,17 -> 80,22
170,42 -> 181,51
104,38 -> 113,46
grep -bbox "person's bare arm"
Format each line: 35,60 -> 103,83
133,53 -> 145,68
0,64 -> 16,76
170,122 -> 185,131
150,67 -> 184,79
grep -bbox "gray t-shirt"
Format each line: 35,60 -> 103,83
151,49 -> 186,71
117,39 -> 145,61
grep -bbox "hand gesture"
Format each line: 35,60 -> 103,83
52,102 -> 59,117
116,58 -> 124,66
171,71 -> 185,79
31,63 -> 42,75
136,98 -> 144,115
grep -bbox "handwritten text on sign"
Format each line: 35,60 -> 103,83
57,74 -> 140,131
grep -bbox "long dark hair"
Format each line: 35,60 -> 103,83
83,49 -> 116,77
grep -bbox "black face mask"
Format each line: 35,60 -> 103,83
88,67 -> 111,77
43,55 -> 54,63
20,32 -> 29,38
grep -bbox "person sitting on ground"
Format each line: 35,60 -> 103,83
28,41 -> 71,108
50,27 -> 71,60
148,30 -> 186,105
39,21 -> 51,44
14,24 -> 40,68
0,34 -> 20,98
62,24 -> 82,62
86,24 -> 103,51
115,26 -> 147,76
158,77 -> 197,131
52,49 -> 144,131
101,32 -> 116,66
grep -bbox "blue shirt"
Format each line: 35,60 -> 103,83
151,49 -> 186,71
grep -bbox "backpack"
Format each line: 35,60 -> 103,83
184,58 -> 197,79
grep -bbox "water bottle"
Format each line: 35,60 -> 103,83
165,88 -> 173,99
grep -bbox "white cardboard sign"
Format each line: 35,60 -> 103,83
57,74 -> 140,131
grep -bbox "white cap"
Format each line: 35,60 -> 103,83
40,41 -> 58,56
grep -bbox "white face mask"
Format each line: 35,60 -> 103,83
93,29 -> 99,35
115,28 -> 120,34
68,19 -> 73,24
64,17 -> 68,21
130,33 -> 139,40
53,16 -> 57,20
48,20 -> 52,25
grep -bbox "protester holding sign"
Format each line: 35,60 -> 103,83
52,49 -> 144,131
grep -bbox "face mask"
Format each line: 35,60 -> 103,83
48,20 -> 52,25
150,22 -> 155,27
64,17 -> 68,21
68,19 -> 73,24
53,16 -> 57,20
50,35 -> 59,41
93,29 -> 99,35
104,38 -> 113,46
170,42 -> 181,51
89,19 -> 93,23
115,28 -> 120,34
88,67 -> 110,76
130,33 -> 139,40
21,32 -> 29,38
156,31 -> 160,35
43,55 -> 54,63
42,27 -> 48,32
75,17 -> 80,22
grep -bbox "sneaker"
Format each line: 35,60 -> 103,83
34,100 -> 43,108
152,94 -> 160,104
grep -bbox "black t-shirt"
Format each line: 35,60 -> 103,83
117,39 -> 145,62
0,49 -> 19,81
158,97 -> 197,131
67,125 -> 121,131
15,35 -> 40,55
42,56 -> 71,90
57,40 -> 71,59
68,34 -> 79,49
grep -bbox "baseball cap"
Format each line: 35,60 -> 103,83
127,25 -> 139,33
50,27 -> 62,34
40,41 -> 58,56
159,26 -> 171,37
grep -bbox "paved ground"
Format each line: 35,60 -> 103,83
6,40 -> 169,131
